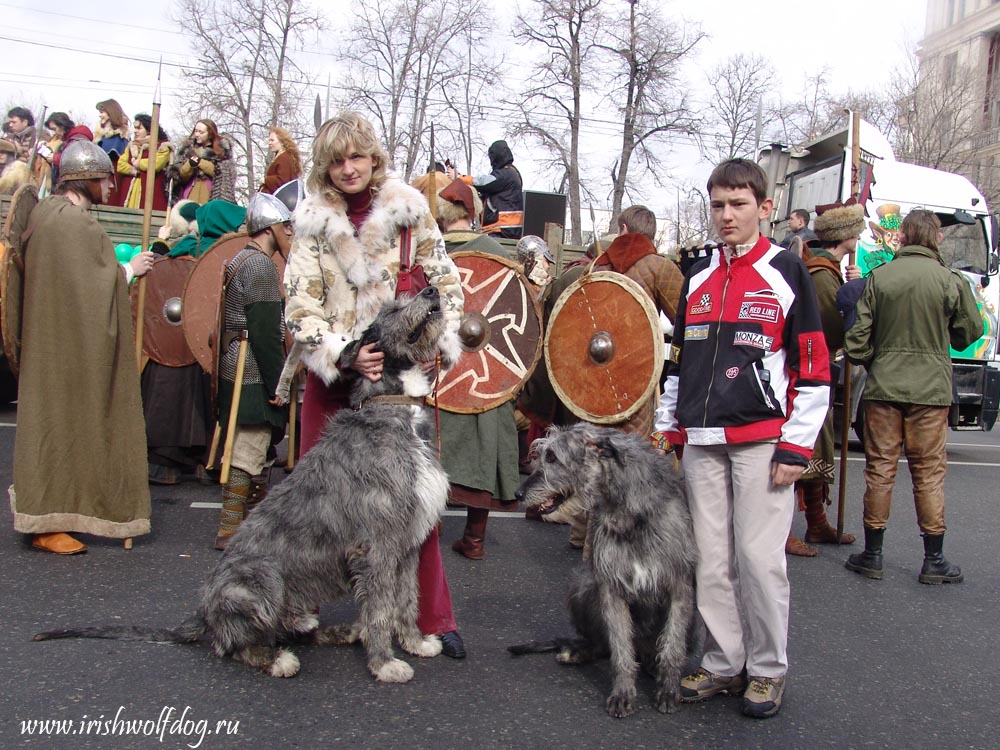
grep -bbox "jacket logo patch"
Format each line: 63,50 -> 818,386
738,301 -> 780,323
690,293 -> 712,315
684,325 -> 709,341
725,366 -> 739,379
734,331 -> 774,350
669,344 -> 681,364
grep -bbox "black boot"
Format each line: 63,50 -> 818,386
918,534 -> 963,585
845,527 -> 884,579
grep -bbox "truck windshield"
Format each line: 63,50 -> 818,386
938,221 -> 988,276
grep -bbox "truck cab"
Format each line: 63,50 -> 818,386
760,116 -> 1000,432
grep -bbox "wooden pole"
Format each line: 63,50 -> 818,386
286,378 -> 298,470
134,61 -> 162,371
220,332 -> 249,484
837,110 -> 862,541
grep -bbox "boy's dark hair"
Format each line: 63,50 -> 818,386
618,205 -> 657,241
7,107 -> 34,125
791,208 -> 810,224
707,159 -> 769,205
44,112 -> 75,133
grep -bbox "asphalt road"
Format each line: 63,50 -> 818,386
2,399 -> 999,750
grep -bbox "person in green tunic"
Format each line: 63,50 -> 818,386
213,192 -> 293,550
412,174 -> 520,560
10,140 -> 154,554
784,204 -> 864,557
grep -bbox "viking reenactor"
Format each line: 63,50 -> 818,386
9,140 -> 154,554
169,120 -> 237,205
594,205 -> 684,434
0,139 -> 33,194
143,199 -> 246,486
213,193 -> 293,550
411,174 -> 523,561
118,114 -> 173,211
785,205 -> 863,557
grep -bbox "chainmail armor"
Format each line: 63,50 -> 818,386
219,246 -> 284,386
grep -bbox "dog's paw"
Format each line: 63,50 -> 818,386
556,647 -> 585,665
269,649 -> 300,678
401,635 -> 442,658
606,688 -> 636,719
373,658 -> 414,683
655,686 -> 681,714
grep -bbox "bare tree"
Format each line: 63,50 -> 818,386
173,0 -> 324,200
598,2 -> 703,224
512,0 -> 603,244
701,53 -> 774,163
340,0 -> 490,180
437,1 -> 507,176
894,55 -> 980,172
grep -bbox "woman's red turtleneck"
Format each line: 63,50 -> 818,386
344,187 -> 375,234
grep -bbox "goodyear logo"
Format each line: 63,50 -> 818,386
734,331 -> 774,350
738,301 -> 780,323
685,325 -> 710,341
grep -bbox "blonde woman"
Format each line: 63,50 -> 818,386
284,111 -> 467,658
259,127 -> 302,194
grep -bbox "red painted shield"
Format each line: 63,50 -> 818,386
429,251 -> 543,414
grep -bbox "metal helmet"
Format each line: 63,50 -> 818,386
58,140 -> 113,182
246,192 -> 292,235
273,179 -> 305,213
516,235 -> 548,266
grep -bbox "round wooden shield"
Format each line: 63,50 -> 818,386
1,184 -> 39,377
131,255 -> 197,366
429,251 -> 543,414
181,232 -> 289,375
545,270 -> 664,424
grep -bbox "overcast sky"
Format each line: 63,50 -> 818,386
0,0 -> 926,207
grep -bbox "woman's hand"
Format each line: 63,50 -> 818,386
351,341 -> 385,382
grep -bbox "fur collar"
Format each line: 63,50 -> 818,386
595,232 -> 657,274
293,175 -> 430,330
175,134 -> 232,161
93,124 -> 130,142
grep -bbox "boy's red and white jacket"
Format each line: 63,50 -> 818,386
654,234 -> 830,466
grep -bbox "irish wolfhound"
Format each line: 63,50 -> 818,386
35,286 -> 459,684
509,424 -> 697,718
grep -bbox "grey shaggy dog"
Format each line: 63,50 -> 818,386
509,424 -> 697,718
35,286 -> 458,684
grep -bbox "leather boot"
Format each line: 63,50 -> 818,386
215,469 -> 250,551
451,507 -> 488,560
245,468 -> 271,514
785,531 -> 818,557
802,480 -> 856,545
845,527 -> 884,579
918,533 -> 963,584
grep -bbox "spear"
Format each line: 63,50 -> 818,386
426,123 -> 438,221
134,60 -> 163,370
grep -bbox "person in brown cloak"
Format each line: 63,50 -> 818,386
9,139 -> 154,554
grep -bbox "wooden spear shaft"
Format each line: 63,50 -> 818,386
134,63 -> 162,370
837,110 -> 863,541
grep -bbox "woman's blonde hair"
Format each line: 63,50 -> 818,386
307,112 -> 389,202
269,126 -> 303,176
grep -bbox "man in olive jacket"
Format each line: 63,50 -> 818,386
844,210 -> 982,584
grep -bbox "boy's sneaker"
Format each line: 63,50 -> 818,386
679,668 -> 747,702
742,676 -> 785,718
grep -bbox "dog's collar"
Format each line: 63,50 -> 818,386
356,395 -> 427,410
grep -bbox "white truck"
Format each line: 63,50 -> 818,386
759,115 -> 1000,433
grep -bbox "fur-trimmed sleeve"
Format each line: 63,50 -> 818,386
283,233 -> 351,385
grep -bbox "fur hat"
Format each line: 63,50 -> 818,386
814,204 -> 865,243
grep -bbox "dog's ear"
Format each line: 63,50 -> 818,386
588,437 -> 626,467
337,338 -> 364,370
